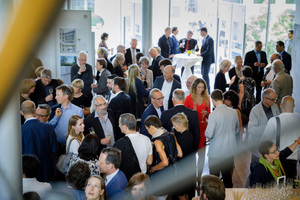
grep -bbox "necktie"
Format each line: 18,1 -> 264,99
256,51 -> 261,73
186,40 -> 189,50
132,50 -> 136,64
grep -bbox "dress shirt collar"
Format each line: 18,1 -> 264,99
94,111 -> 108,121
24,117 -> 36,123
254,49 -> 260,54
114,91 -> 122,96
60,102 -> 73,110
174,104 -> 184,107
105,169 -> 119,185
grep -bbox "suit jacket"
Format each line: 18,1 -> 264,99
270,71 -> 293,107
151,55 -> 164,82
161,105 -> 200,151
152,76 -> 181,109
140,104 -> 164,139
93,69 -> 111,96
200,35 -> 215,66
171,35 -> 179,54
178,38 -> 199,53
244,50 -> 268,81
22,119 -> 58,182
125,48 -> 141,66
106,170 -> 128,200
71,64 -> 93,94
280,50 -> 292,73
83,110 -> 116,151
158,35 -> 173,59
108,91 -> 131,140
30,79 -> 59,106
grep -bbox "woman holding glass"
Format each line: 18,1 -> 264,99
184,78 -> 210,148
250,139 -> 300,186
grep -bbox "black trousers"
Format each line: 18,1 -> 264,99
209,157 -> 234,188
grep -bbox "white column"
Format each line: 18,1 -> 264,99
142,0 -> 152,54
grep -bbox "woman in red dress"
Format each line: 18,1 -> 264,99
184,78 -> 210,148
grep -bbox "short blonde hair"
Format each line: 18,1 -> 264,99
35,66 -> 45,78
20,79 -> 36,94
219,59 -> 231,72
171,112 -> 189,129
72,79 -> 84,90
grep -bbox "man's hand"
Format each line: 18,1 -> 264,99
254,62 -> 259,67
78,66 -> 86,74
169,54 -> 174,58
45,94 -> 53,102
55,108 -> 62,118
260,63 -> 265,68
101,138 -> 111,145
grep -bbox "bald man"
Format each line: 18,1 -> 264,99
149,47 -> 164,81
152,65 -> 181,110
261,96 -> 300,178
185,75 -> 197,97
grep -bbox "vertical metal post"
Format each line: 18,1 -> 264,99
142,0 -> 152,54
265,0 -> 271,55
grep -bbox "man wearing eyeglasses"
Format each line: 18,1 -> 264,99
140,89 -> 164,139
84,95 -> 116,150
248,88 -> 280,162
35,104 -> 51,123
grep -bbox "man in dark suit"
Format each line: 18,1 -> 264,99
98,47 -> 114,75
97,147 -> 127,200
152,65 -> 181,110
108,77 -> 131,140
244,41 -> 268,103
84,95 -> 116,150
141,89 -> 164,139
30,69 -> 58,107
149,47 -> 164,81
125,38 -> 140,66
276,40 -> 292,74
70,51 -> 93,100
158,27 -> 174,59
161,89 -> 200,151
21,100 -> 58,183
199,27 -> 215,94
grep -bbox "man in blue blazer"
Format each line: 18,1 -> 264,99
158,27 -> 174,59
161,89 -> 200,152
21,100 -> 58,183
276,40 -> 292,74
200,27 -> 215,93
152,65 -> 181,110
141,89 -> 164,139
97,147 -> 127,200
108,77 -> 131,140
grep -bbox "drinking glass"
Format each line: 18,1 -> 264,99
89,127 -> 95,135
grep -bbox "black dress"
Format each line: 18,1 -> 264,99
214,71 -> 228,92
114,65 -> 124,77
71,93 -> 91,109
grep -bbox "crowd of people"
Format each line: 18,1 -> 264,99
20,26 -> 299,200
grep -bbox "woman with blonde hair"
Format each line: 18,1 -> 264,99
126,65 -> 149,118
139,56 -> 153,89
214,59 -> 236,92
71,79 -> 91,117
228,55 -> 244,92
112,53 -> 125,77
66,115 -> 85,154
34,66 -> 44,81
85,175 -> 107,200
125,173 -> 155,200
20,79 -> 36,103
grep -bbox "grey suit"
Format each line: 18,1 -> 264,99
270,71 -> 293,107
93,69 -> 111,96
248,102 -> 280,157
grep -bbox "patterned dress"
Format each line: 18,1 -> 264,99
238,77 -> 256,117
68,153 -> 100,176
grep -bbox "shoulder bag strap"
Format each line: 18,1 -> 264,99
275,116 -> 281,147
124,136 -> 141,171
66,138 -> 76,154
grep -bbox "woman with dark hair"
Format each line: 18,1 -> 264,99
69,134 -> 101,176
66,162 -> 91,200
223,90 -> 243,141
23,192 -> 41,200
250,139 -> 300,186
99,32 -> 109,51
238,66 -> 256,121
125,173 -> 155,200
85,175 -> 107,200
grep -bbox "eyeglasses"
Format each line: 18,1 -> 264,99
152,96 -> 164,101
95,103 -> 106,107
266,97 -> 277,102
35,113 -> 48,118
268,147 -> 279,154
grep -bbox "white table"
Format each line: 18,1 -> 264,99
173,53 -> 202,91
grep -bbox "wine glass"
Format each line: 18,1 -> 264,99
89,127 -> 95,135
201,109 -> 206,123
49,87 -> 53,94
